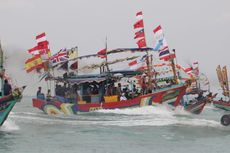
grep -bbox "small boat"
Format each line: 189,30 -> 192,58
212,65 -> 230,126
0,43 -> 25,126
183,93 -> 216,115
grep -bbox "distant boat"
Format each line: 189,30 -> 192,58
0,42 -> 25,126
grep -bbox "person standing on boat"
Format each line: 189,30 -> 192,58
46,89 -> 52,101
3,79 -> 12,96
37,87 -> 45,100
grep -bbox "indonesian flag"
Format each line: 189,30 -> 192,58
134,29 -> 145,39
97,48 -> 107,58
153,25 -> 164,41
136,11 -> 143,19
136,38 -> 146,48
25,55 -> 44,73
128,59 -> 146,70
133,20 -> 144,29
36,32 -> 46,43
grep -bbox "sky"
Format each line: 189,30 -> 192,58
0,0 -> 230,95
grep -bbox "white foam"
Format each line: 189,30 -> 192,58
96,105 -> 174,116
0,119 -> 20,131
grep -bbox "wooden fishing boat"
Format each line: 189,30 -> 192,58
0,43 -> 25,126
183,93 -> 216,115
32,76 -> 187,115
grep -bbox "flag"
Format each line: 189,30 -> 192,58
68,47 -> 78,60
97,48 -> 107,58
153,25 -> 162,33
128,55 -> 146,70
133,20 -> 144,29
159,46 -> 170,60
51,49 -> 68,64
136,11 -> 142,16
184,67 -> 194,77
136,11 -> 143,19
134,29 -> 145,39
25,55 -> 44,73
36,32 -> 46,43
128,60 -> 138,66
153,25 -> 164,41
136,38 -> 146,48
70,61 -> 78,70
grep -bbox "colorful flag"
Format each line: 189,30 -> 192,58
25,55 -> 44,73
133,20 -> 144,29
136,38 -> 146,48
50,49 -> 68,64
134,29 -> 145,39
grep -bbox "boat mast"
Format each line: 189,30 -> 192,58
0,41 -> 4,96
105,37 -> 110,73
170,51 -> 178,84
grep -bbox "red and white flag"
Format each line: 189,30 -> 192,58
133,20 -> 144,29
136,11 -> 143,19
97,48 -> 107,58
136,38 -> 147,48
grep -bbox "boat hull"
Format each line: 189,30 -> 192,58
33,84 -> 187,115
213,101 -> 230,111
0,95 -> 17,126
184,98 -> 207,114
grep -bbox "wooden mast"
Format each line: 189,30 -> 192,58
170,49 -> 178,84
105,37 -> 110,73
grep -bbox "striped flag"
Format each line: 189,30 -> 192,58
136,38 -> 146,48
134,29 -> 145,39
25,55 -> 44,73
133,20 -> 144,29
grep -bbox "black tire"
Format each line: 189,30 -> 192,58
221,114 -> 230,126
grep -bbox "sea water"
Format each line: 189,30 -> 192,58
0,97 -> 230,153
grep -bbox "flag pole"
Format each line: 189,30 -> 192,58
105,37 -> 110,73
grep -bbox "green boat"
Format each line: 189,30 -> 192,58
0,42 -> 25,126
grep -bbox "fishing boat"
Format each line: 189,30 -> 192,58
180,62 -> 212,114
27,12 -> 190,116
0,43 -> 25,126
212,65 -> 230,126
32,70 -> 187,115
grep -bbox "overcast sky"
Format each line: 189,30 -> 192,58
0,0 -> 230,94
